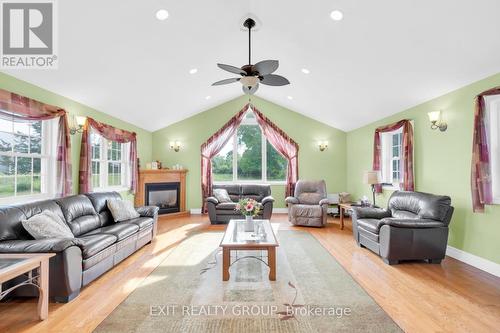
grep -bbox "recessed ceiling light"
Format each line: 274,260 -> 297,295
330,10 -> 343,21
301,68 -> 310,74
205,95 -> 211,100
287,96 -> 293,100
156,9 -> 169,21
189,68 -> 198,74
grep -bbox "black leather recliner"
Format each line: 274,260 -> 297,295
351,191 -> 454,265
206,184 -> 274,224
0,192 -> 159,302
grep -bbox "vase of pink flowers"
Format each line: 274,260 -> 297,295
235,198 -> 261,232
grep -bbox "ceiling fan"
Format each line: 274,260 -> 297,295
212,18 -> 290,95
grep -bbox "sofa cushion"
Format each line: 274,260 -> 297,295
216,202 -> 237,210
77,234 -> 117,259
388,191 -> 451,222
356,218 -> 384,234
241,184 -> 271,202
107,199 -> 140,222
56,195 -> 100,236
291,204 -> 323,218
83,223 -> 139,241
213,189 -> 232,203
213,184 -> 240,202
123,217 -> 154,230
85,192 -> 122,227
22,211 -> 74,239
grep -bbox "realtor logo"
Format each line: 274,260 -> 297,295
1,0 -> 57,68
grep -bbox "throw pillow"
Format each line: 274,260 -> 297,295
22,211 -> 74,239
213,188 -> 232,203
107,199 -> 140,222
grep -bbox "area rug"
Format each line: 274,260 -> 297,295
95,230 -> 401,332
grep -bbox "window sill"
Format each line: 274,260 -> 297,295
213,181 -> 287,186
381,183 -> 401,191
93,186 -> 131,193
0,193 -> 54,206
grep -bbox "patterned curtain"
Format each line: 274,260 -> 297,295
471,87 -> 500,212
373,119 -> 414,193
252,105 -> 299,197
79,117 -> 138,194
200,105 -> 250,212
0,89 -> 72,196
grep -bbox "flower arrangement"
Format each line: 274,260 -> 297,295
235,198 -> 261,217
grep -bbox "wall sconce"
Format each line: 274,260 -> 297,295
169,141 -> 181,152
427,110 -> 447,132
69,115 -> 86,135
318,140 -> 329,151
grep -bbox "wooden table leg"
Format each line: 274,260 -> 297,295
222,248 -> 230,281
268,247 -> 276,281
340,207 -> 345,230
37,259 -> 49,320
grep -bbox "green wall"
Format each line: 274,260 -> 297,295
152,95 -> 346,209
0,72 -> 153,200
347,73 -> 500,264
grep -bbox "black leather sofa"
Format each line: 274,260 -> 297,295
0,192 -> 158,302
351,191 -> 454,265
206,184 -> 274,224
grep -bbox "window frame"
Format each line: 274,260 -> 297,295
0,117 -> 58,204
213,111 -> 287,185
380,127 -> 404,190
90,131 -> 131,192
485,95 -> 500,204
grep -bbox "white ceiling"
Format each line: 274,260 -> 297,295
4,0 -> 500,132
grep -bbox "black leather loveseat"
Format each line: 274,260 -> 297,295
351,191 -> 454,265
206,184 -> 274,224
0,192 -> 158,302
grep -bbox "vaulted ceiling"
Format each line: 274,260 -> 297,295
3,0 -> 500,132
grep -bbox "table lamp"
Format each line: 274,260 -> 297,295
363,171 -> 380,206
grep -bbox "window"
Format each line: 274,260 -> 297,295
212,111 -> 287,183
0,117 -> 57,202
380,128 -> 403,188
486,95 -> 500,204
90,131 -> 131,190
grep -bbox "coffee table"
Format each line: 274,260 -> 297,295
220,219 -> 279,281
0,253 -> 55,320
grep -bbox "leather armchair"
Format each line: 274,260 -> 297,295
286,180 -> 330,227
351,191 -> 454,265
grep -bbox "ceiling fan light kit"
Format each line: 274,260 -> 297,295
212,18 -> 290,95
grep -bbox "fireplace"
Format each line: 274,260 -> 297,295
145,182 -> 180,215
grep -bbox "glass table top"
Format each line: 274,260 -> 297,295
0,258 -> 27,270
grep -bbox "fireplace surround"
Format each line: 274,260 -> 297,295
135,169 -> 188,217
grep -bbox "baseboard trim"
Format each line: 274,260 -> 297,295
446,246 -> 500,277
273,208 -> 288,214
190,208 -> 202,215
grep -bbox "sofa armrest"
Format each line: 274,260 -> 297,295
206,196 -> 219,205
380,218 -> 446,230
0,238 -> 83,253
351,207 -> 391,219
262,195 -> 275,205
319,198 -> 331,206
136,205 -> 159,218
285,196 -> 299,205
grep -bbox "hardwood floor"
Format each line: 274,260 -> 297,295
1,214 -> 499,332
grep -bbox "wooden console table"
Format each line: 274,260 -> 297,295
0,253 -> 55,320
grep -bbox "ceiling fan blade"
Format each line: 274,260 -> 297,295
211,78 -> 240,86
217,63 -> 246,75
253,60 -> 279,76
242,82 -> 259,95
260,74 -> 290,86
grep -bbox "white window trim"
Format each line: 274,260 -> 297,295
91,131 -> 131,192
213,111 -> 287,185
380,127 -> 403,190
0,118 -> 57,205
486,95 -> 500,204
